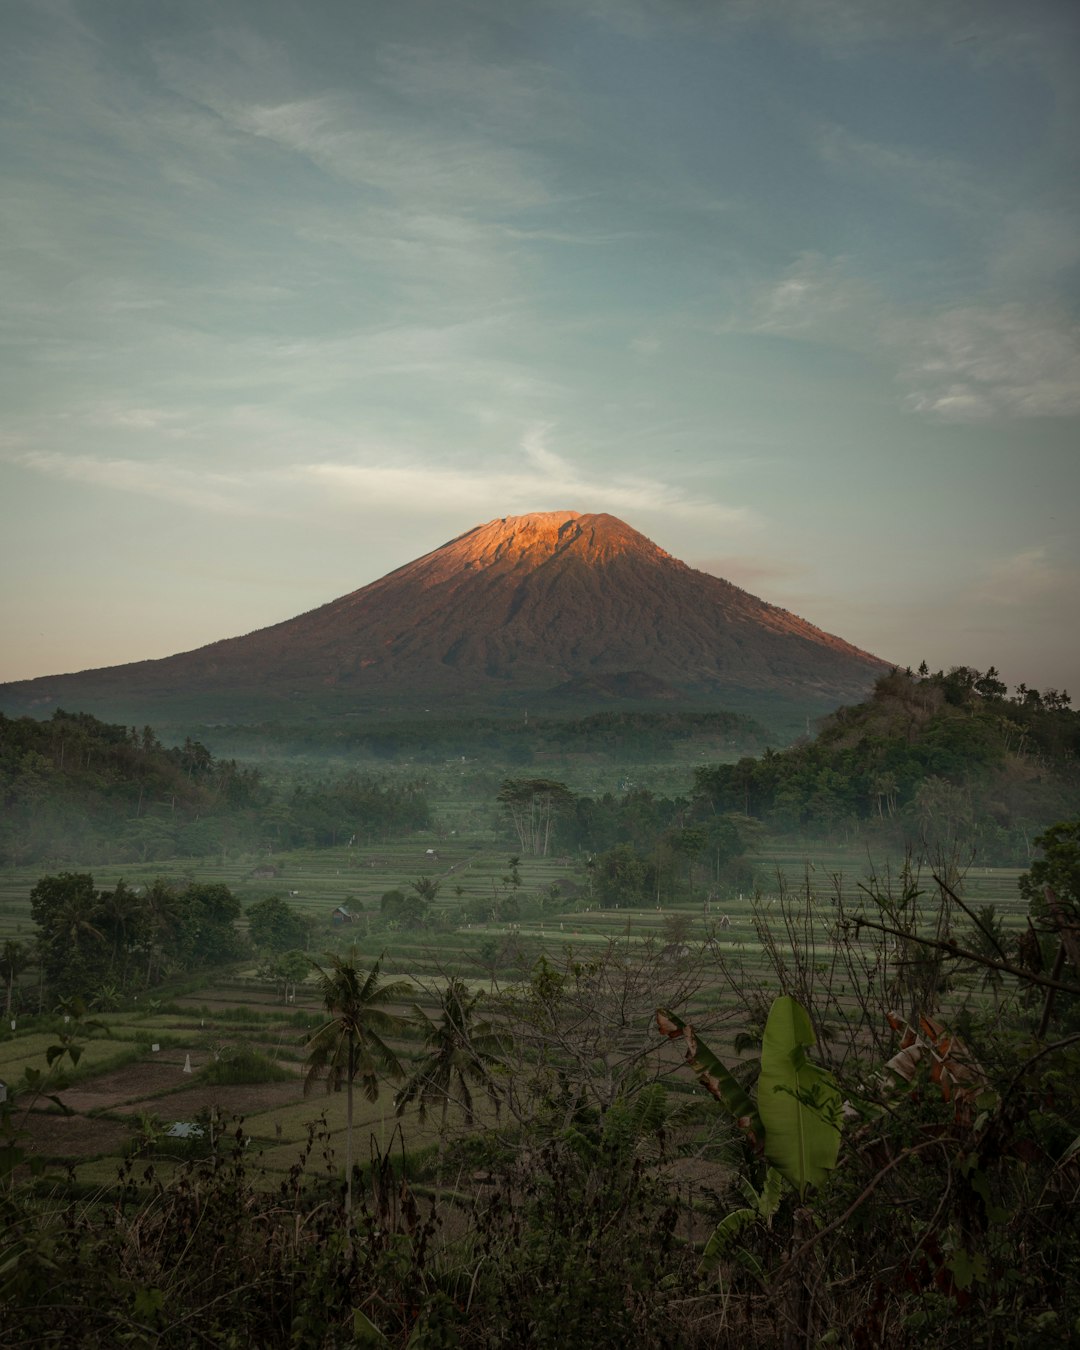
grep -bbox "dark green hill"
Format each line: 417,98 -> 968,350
0,710 -> 430,865
693,666 -> 1079,862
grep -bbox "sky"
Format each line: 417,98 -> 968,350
2,0 -> 1078,699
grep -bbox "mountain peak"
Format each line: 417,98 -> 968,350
433,511 -> 671,570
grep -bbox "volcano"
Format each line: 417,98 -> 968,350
0,511 -> 891,725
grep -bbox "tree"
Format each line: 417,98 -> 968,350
497,778 -> 575,856
412,875 -> 441,904
1020,817 -> 1080,920
177,883 -> 244,966
1019,817 -> 1080,1030
29,872 -> 107,996
95,880 -> 145,985
395,979 -> 506,1129
302,950 -> 412,1211
246,895 -> 311,954
140,879 -> 183,986
268,949 -> 309,1004
1,940 -> 31,1020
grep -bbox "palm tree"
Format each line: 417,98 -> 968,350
141,880 -> 182,987
1,940 -> 31,1020
395,979 -> 507,1130
96,881 -> 144,985
303,950 -> 412,1211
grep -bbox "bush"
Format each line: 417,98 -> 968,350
198,1045 -> 294,1085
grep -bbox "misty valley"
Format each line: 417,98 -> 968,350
2,659 -> 1078,1348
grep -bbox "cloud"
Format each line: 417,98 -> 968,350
7,427 -> 760,534
575,0 -> 1045,60
975,546 -> 1078,607
9,450 -> 279,518
373,41 -> 576,143
297,426 -> 759,528
735,252 -> 876,341
899,304 -> 1080,420
177,81 -> 552,214
727,255 -> 1080,422
814,122 -> 990,218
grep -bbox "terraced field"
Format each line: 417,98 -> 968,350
1,833 -> 1036,1194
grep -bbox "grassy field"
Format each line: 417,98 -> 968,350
0,828 -> 1036,1195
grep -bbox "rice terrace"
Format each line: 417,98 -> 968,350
0,839 -> 1032,1191
3,677 -> 1077,1348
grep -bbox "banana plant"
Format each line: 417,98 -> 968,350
657,995 -> 842,1199
700,1165 -> 784,1278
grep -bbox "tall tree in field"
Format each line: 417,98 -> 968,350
497,778 -> 575,856
395,979 -> 507,1129
30,872 -> 107,995
1,939 -> 31,1019
302,950 -> 412,1212
141,880 -> 182,987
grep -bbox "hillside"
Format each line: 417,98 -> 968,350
693,666 -> 1079,862
0,710 -> 430,865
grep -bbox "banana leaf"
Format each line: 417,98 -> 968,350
757,996 -> 841,1198
657,1007 -> 763,1142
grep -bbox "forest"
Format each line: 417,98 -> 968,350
694,666 -> 1078,862
0,710 -> 433,864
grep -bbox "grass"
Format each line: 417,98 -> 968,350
199,1045 -> 295,1086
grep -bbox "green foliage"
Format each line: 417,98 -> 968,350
497,777 -> 575,856
304,950 -> 413,1211
659,996 -> 841,1198
0,709 -> 264,864
756,996 -> 842,1198
246,894 -> 311,954
304,952 -> 412,1106
655,1006 -> 762,1137
694,668 -> 1079,857
395,979 -> 506,1127
1020,817 -> 1080,919
199,1044 -> 294,1085
29,871 -> 245,998
0,708 -> 433,863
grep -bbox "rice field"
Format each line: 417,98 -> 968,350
0,830 -> 1036,1192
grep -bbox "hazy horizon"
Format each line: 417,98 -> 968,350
2,1 -> 1078,696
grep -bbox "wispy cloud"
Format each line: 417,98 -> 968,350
726,255 -> 1080,422
899,304 -> 1080,420
296,425 -> 759,528
734,252 -> 876,341
7,427 -> 760,533
814,122 -> 991,218
975,545 -> 1078,607
9,450 -> 278,518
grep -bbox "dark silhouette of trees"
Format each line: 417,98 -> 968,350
303,951 -> 412,1211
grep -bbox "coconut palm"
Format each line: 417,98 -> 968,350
303,950 -> 412,1211
1,939 -> 31,1020
95,881 -> 144,984
141,880 -> 183,986
395,978 -> 507,1129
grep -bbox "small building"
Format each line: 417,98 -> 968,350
165,1121 -> 204,1140
331,905 -> 356,925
